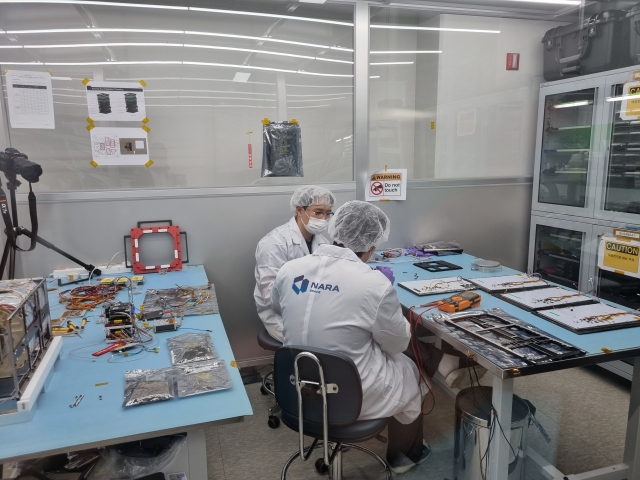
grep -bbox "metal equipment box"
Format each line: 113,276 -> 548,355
0,278 -> 54,415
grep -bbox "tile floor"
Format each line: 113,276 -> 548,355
205,365 -> 631,479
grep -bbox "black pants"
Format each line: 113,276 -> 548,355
386,413 -> 425,465
386,332 -> 475,464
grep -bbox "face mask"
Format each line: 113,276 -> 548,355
302,210 -> 328,235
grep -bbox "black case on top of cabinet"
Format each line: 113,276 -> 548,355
629,4 -> 640,64
542,10 -> 630,82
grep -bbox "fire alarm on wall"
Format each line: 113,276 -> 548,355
506,53 -> 520,71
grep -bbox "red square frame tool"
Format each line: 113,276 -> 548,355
124,220 -> 189,274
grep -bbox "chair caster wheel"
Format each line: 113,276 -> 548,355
268,415 -> 280,429
315,458 -> 329,474
260,385 -> 269,395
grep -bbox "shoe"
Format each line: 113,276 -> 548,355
445,366 -> 488,390
388,441 -> 431,474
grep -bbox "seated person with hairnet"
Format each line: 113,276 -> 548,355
272,200 -> 430,474
254,185 -> 336,343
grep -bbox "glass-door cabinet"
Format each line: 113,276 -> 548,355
533,79 -> 604,217
595,71 -> 640,223
528,214 -> 593,292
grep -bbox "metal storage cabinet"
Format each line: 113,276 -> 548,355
532,77 -> 605,218
594,69 -> 640,223
528,214 -> 594,293
589,222 -> 640,381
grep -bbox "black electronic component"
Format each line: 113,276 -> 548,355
414,260 -> 462,273
97,93 -> 111,114
443,310 -> 586,365
124,93 -> 138,113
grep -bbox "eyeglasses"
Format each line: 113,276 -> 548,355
304,208 -> 334,219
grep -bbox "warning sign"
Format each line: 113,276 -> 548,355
365,168 -> 407,201
598,236 -> 640,278
621,81 -> 640,120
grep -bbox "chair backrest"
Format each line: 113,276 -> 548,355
274,345 -> 363,426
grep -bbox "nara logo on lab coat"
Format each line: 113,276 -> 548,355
292,275 -> 340,295
292,275 -> 310,295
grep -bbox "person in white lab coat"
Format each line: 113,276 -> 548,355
271,200 -> 431,474
254,185 -> 336,343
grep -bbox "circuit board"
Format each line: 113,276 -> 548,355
537,302 -> 640,334
465,274 -> 549,292
500,287 -> 596,311
142,283 -> 219,319
399,276 -> 473,296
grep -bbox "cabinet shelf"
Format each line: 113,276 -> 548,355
548,125 -> 592,131
549,233 -> 582,242
543,149 -> 590,154
544,272 -> 577,284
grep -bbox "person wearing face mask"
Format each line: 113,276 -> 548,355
254,185 -> 336,343
271,201 -> 430,474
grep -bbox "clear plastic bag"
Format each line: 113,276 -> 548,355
87,435 -> 186,480
123,367 -> 176,407
176,360 -> 232,397
167,332 -> 217,365
142,283 -> 219,318
261,121 -> 303,177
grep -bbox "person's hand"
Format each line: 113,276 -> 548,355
376,266 -> 395,285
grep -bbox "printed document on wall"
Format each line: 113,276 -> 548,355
6,70 -> 55,129
90,127 -> 149,166
86,81 -> 146,121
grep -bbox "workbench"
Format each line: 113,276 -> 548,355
0,265 -> 253,478
376,252 -> 640,480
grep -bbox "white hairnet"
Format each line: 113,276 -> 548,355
328,200 -> 390,252
290,185 -> 336,211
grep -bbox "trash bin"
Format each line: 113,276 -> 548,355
454,386 -> 530,480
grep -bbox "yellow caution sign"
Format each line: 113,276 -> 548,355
600,237 -> 640,275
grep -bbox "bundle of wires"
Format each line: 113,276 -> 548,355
408,302 -> 440,415
58,283 -> 122,311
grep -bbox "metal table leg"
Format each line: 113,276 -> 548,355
624,357 -> 640,480
488,375 -> 514,480
186,429 -> 208,479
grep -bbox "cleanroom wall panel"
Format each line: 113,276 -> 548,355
434,15 -> 564,179
12,181 -> 531,362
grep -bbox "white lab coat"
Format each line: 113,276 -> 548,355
254,217 -> 329,342
271,244 -> 426,424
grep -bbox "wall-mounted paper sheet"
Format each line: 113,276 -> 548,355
86,81 -> 146,121
90,127 -> 149,166
6,70 -> 55,129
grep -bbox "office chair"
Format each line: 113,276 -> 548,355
274,346 -> 391,479
257,326 -> 283,428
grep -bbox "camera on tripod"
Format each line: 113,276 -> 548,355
0,148 -> 42,184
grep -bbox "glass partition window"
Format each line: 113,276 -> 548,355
605,84 -> 640,214
538,89 -> 595,208
369,7 -> 569,180
0,0 -> 353,191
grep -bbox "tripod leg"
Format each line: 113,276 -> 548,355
20,228 -> 100,276
0,240 -> 10,280
8,241 -> 15,279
